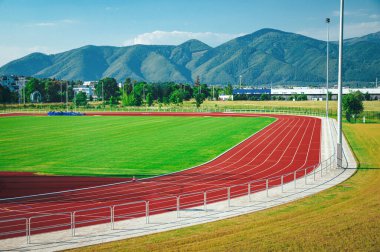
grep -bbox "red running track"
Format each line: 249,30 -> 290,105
0,112 -> 321,240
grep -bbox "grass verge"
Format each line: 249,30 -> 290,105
68,122 -> 380,251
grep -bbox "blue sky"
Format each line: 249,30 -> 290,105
0,0 -> 379,66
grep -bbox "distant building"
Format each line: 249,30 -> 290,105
73,86 -> 94,99
83,81 -> 98,88
233,88 -> 271,95
219,95 -> 233,101
0,75 -> 27,91
271,87 -> 380,100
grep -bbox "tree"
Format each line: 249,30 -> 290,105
364,92 -> 371,101
170,89 -> 184,104
343,91 -> 364,122
146,92 -> 153,106
194,93 -> 205,108
328,91 -> 332,100
182,84 -> 193,100
0,85 -> 12,103
260,93 -> 271,101
225,84 -> 233,95
25,78 -> 43,102
44,79 -> 60,102
96,77 -> 120,102
109,96 -> 118,105
296,94 -> 307,101
74,91 -> 87,106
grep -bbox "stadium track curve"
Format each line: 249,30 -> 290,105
0,112 -> 320,238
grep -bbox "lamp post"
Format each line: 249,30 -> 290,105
102,81 -> 104,107
326,17 -> 330,119
66,82 -> 68,112
337,0 -> 344,168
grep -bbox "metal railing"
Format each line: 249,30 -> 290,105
1,104 -> 379,121
0,153 -> 342,245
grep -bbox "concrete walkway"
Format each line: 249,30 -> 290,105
0,117 -> 357,252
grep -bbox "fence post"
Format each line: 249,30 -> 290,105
266,179 -> 269,197
73,212 -> 76,236
204,191 -> 207,211
25,218 -> 29,244
145,201 -> 150,224
111,206 -> 114,230
176,196 -> 180,218
328,157 -> 331,172
227,187 -> 231,207
281,175 -> 284,193
294,171 -> 297,189
304,168 -> 308,185
329,157 -> 332,172
321,161 -> 323,177
248,183 -> 251,202
71,212 -> 74,236
27,218 -> 31,244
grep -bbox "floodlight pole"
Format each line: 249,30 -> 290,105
102,81 -> 104,106
66,82 -> 68,112
337,0 -> 344,168
18,83 -> 21,106
326,17 -> 330,119
239,75 -> 242,89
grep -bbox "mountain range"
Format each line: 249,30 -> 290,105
1,28 -> 380,85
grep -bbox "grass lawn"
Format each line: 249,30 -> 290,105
68,122 -> 380,251
198,100 -> 380,111
0,116 -> 274,177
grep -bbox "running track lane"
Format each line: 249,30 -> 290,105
0,113 -> 320,239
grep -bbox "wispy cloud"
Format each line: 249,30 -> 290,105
297,21 -> 380,41
34,22 -> 56,27
345,21 -> 380,38
105,6 -> 119,11
0,45 -> 56,67
124,30 -> 245,47
333,9 -> 380,20
62,19 -> 76,24
27,19 -> 77,28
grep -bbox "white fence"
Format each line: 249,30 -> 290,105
0,154 -> 340,244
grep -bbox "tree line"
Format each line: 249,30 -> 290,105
0,78 -> 78,104
96,77 -> 227,107
0,77 -> 234,107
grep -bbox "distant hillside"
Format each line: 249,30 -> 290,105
1,28 -> 379,85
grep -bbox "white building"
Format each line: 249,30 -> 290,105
0,75 -> 27,91
83,81 -> 98,88
73,86 -> 94,99
271,87 -> 380,100
219,95 -> 233,101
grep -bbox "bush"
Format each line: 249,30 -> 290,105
74,91 -> 87,106
343,91 -> 364,122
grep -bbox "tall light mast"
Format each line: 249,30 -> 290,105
326,17 -> 330,119
337,0 -> 344,168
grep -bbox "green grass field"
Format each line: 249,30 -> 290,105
69,122 -> 380,251
0,116 -> 274,177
